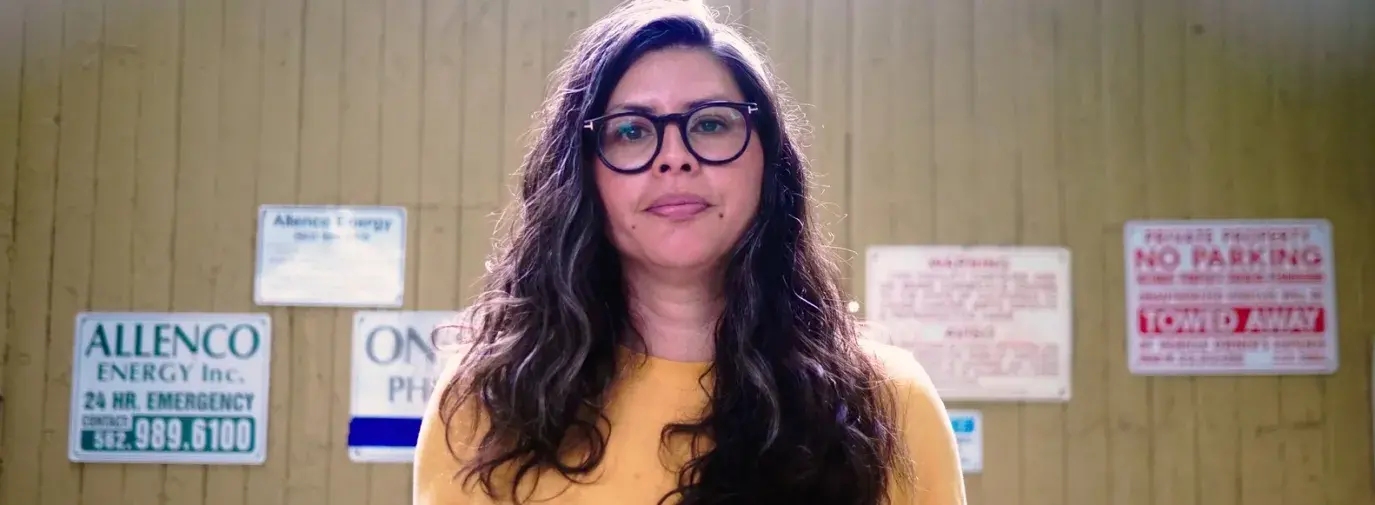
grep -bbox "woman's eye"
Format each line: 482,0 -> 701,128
611,123 -> 648,141
692,119 -> 727,133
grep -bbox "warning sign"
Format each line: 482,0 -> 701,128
1123,219 -> 1338,375
864,246 -> 1073,402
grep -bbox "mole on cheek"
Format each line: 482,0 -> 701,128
631,224 -> 637,230
718,212 -> 725,219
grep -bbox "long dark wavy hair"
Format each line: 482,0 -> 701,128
437,2 -> 908,504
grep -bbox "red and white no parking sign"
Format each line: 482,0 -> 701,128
1123,219 -> 1338,376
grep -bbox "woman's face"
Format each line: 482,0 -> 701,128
592,47 -> 765,273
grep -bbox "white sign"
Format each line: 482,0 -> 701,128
1123,219 -> 1338,375
349,311 -> 460,463
68,312 -> 272,465
947,409 -> 983,474
865,245 -> 1073,401
254,205 -> 408,307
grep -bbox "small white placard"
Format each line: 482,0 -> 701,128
865,245 -> 1074,402
68,312 -> 272,465
254,205 -> 408,307
947,409 -> 983,474
348,311 -> 460,463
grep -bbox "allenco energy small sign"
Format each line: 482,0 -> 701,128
68,312 -> 272,465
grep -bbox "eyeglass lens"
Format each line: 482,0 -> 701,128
597,105 -> 749,171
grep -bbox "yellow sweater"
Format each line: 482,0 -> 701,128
413,339 -> 967,504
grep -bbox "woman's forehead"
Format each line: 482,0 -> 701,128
603,48 -> 745,114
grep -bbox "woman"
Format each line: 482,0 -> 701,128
414,1 -> 966,504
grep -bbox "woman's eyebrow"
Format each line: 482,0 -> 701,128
607,102 -> 656,114
606,94 -> 736,115
684,94 -> 733,108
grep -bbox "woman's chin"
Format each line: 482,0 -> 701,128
637,247 -> 723,272
645,254 -> 715,271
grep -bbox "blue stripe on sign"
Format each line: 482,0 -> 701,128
950,417 -> 976,434
348,416 -> 423,448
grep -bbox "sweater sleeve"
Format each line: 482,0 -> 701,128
412,349 -> 477,505
864,339 -> 968,505
896,357 -> 967,505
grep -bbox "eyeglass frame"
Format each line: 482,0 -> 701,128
582,100 -> 760,175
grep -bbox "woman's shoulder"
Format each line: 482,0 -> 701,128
856,329 -> 969,505
853,328 -> 947,427
856,332 -> 934,393
419,312 -> 486,444
857,337 -> 925,381
414,318 -> 488,504
429,309 -> 483,381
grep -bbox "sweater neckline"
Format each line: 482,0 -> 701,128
615,344 -> 714,376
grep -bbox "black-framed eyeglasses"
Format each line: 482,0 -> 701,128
583,100 -> 759,174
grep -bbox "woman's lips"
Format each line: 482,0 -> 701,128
646,193 -> 711,220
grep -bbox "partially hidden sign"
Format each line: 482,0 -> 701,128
68,312 -> 272,465
865,246 -> 1073,402
349,311 -> 460,463
1123,219 -> 1338,375
947,409 -> 983,474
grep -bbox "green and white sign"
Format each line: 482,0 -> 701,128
68,312 -> 272,465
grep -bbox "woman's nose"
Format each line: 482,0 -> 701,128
654,124 -> 697,174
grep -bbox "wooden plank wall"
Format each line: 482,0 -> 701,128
1,0 -> 1372,504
